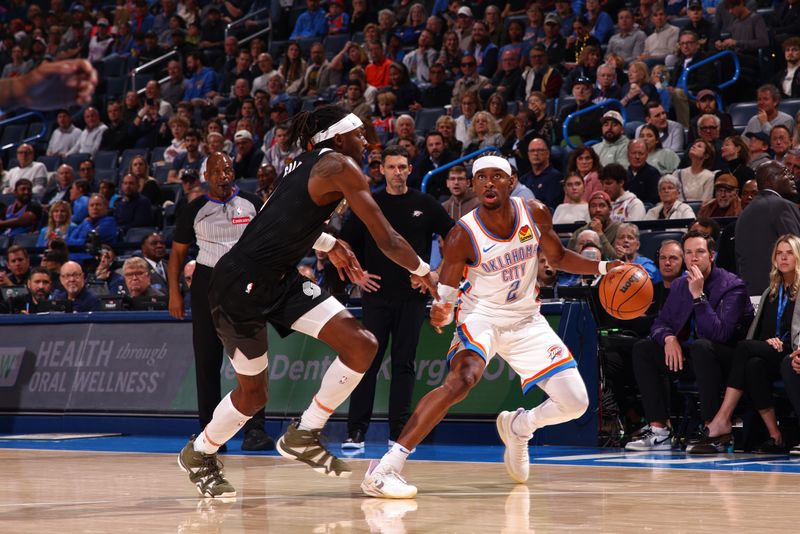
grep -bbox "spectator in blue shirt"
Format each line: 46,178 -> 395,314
469,20 -> 498,78
183,51 -> 219,102
290,0 -> 328,40
584,0 -> 615,44
70,178 -> 91,224
50,261 -> 101,312
67,194 -> 119,249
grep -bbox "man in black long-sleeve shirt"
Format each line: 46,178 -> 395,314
340,145 -> 454,448
115,173 -> 154,232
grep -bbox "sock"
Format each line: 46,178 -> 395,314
380,443 -> 412,473
299,357 -> 364,431
652,425 -> 670,435
194,392 -> 251,454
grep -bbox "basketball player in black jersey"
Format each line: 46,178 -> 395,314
178,105 -> 439,498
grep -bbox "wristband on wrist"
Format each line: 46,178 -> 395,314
598,261 -> 609,275
435,283 -> 458,305
410,257 -> 430,276
312,232 -> 336,252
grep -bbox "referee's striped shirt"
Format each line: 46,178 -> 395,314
173,188 -> 263,268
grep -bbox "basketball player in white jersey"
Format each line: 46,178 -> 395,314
361,155 -> 622,498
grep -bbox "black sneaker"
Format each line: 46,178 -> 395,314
342,430 -> 365,450
754,437 -> 787,454
685,427 -> 731,454
241,428 -> 276,451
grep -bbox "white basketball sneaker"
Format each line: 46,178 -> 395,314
361,460 -> 418,499
496,409 -> 532,483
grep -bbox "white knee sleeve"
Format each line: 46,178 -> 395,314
230,348 -> 268,376
519,368 -> 589,434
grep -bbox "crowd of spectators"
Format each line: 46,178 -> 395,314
3,0 -> 800,452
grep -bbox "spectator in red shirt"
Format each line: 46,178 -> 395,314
366,41 -> 391,88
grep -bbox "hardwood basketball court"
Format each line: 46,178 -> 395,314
2,445 -> 799,532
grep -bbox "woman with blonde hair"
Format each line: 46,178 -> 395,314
463,111 -> 505,155
455,91 -> 481,146
330,42 -> 368,86
621,61 -> 660,123
689,235 -> 800,454
436,115 -> 462,155
36,200 -> 76,247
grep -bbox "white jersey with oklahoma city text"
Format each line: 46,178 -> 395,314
455,197 -> 542,322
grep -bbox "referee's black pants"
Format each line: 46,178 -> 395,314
192,264 -> 265,433
347,295 -> 427,441
633,338 -> 736,423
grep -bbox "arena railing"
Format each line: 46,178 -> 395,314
0,111 -> 48,152
132,13 -> 272,97
225,7 -> 270,42
131,49 -> 178,96
420,146 -> 499,194
561,99 -> 626,150
675,50 -> 741,110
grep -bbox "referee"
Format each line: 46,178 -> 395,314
168,152 -> 273,451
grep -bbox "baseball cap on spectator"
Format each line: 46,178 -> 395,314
574,76 -> 593,87
697,89 -> 716,100
589,191 -> 612,207
96,18 -> 109,26
602,110 -> 624,125
457,6 -> 473,17
544,13 -> 561,26
713,173 -> 738,190
71,4 -> 85,12
745,131 -> 770,145
688,0 -> 703,9
234,130 -> 253,142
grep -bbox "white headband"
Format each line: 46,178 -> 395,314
472,155 -> 512,177
310,113 -> 363,145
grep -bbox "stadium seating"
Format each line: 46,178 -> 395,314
36,155 -> 61,172
122,226 -> 159,247
12,233 -> 40,248
728,102 -> 759,133
638,231 -> 685,263
415,108 -> 445,132
94,150 -> 119,172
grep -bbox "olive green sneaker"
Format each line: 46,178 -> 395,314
276,420 -> 352,478
178,437 -> 236,498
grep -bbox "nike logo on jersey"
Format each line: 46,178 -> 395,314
412,210 -> 422,217
482,244 -> 497,253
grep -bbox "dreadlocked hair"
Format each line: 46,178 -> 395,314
287,104 -> 351,150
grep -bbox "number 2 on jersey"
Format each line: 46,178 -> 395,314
505,280 -> 520,302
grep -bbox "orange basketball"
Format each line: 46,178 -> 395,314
599,264 -> 654,320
